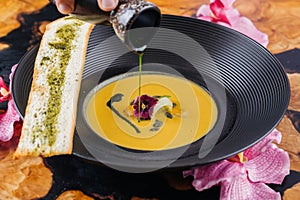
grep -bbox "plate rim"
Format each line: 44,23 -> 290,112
11,14 -> 290,170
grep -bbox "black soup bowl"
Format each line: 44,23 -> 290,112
12,15 -> 290,172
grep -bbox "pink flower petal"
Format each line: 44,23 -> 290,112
0,64 -> 17,102
223,7 -> 240,19
227,14 -> 269,47
0,120 -> 22,148
210,0 -> 231,24
197,15 -> 214,22
0,64 -> 22,143
0,100 -> 20,142
221,175 -> 281,200
220,0 -> 236,8
9,64 -> 18,87
183,160 -> 243,191
245,143 -> 290,184
244,129 -> 282,160
0,77 -> 9,91
0,77 -> 10,102
196,5 -> 211,18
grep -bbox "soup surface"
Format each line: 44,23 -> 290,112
85,73 -> 218,150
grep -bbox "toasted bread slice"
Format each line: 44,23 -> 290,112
14,17 -> 94,157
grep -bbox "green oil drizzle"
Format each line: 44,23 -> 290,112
137,52 -> 144,122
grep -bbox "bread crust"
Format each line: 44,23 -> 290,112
14,17 -> 94,157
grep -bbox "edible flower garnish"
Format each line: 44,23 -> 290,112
183,129 -> 290,200
133,95 -> 158,120
196,0 -> 269,47
133,95 -> 174,121
0,64 -> 22,142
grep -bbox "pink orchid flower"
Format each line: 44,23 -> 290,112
0,64 -> 21,142
196,0 -> 269,47
183,129 -> 290,200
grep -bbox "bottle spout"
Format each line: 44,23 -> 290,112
110,0 -> 161,52
126,3 -> 161,52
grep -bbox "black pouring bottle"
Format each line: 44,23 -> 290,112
50,0 -> 161,52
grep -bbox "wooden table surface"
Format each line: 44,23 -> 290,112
0,0 -> 299,199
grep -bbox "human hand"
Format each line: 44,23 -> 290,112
54,0 -> 119,14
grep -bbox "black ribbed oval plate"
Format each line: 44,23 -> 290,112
12,15 -> 289,171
